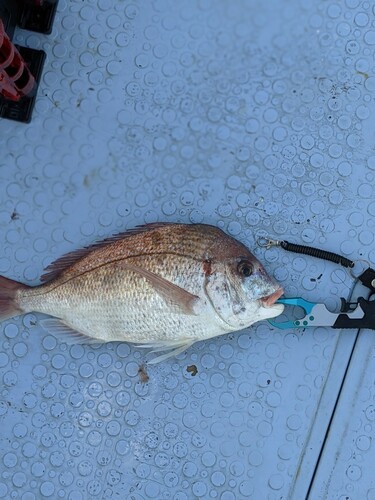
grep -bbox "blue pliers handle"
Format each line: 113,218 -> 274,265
269,297 -> 375,330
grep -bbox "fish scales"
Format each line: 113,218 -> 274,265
42,224 -> 221,284
21,254 -> 215,343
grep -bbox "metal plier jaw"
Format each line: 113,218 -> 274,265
269,297 -> 375,330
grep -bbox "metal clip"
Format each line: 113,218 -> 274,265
257,237 -> 281,249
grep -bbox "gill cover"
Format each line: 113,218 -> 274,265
204,258 -> 284,330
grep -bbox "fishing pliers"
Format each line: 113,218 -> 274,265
269,296 -> 375,330
269,268 -> 375,331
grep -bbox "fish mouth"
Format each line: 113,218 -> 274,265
260,287 -> 284,308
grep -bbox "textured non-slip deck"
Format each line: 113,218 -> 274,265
1,1 -> 375,498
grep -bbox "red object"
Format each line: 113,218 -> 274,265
0,17 -> 35,101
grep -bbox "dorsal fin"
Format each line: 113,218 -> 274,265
40,222 -> 174,283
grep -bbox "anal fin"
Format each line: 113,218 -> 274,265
40,318 -> 104,345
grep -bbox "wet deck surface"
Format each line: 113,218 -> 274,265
1,1 -> 375,498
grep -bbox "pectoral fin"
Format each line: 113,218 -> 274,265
121,262 -> 201,316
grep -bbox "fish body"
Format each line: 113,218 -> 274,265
0,223 -> 284,362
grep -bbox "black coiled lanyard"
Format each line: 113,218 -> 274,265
257,237 -> 375,294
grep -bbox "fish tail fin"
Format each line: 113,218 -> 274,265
0,275 -> 28,321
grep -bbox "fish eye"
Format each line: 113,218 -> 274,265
237,260 -> 253,277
